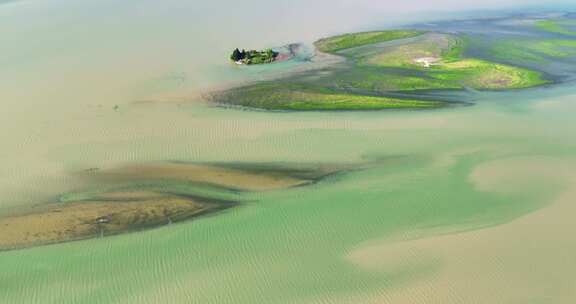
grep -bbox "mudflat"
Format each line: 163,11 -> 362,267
0,191 -> 229,250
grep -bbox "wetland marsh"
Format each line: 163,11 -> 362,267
212,25 -> 553,110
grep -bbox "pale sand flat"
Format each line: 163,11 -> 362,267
339,157 -> 576,304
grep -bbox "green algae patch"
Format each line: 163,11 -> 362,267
315,30 -> 424,53
535,19 -> 576,36
491,39 -> 576,62
530,40 -> 576,57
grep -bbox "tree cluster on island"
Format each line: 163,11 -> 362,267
230,48 -> 279,65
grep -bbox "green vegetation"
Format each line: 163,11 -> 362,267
535,20 -> 576,36
490,42 -> 548,62
315,30 -> 424,53
430,59 -> 547,89
215,82 -> 443,110
271,93 -> 442,111
360,33 -> 547,90
491,39 -> 576,62
230,48 -> 279,65
330,66 -> 459,92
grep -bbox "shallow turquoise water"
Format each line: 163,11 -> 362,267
3,90 -> 576,302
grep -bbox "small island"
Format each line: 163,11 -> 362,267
211,22 -> 561,111
230,48 -> 279,65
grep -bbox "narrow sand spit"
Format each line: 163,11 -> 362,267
90,162 -> 347,191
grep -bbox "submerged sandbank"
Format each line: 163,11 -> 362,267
0,161 -> 359,250
345,157 -> 576,303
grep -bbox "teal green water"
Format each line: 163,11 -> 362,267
2,1 -> 576,303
